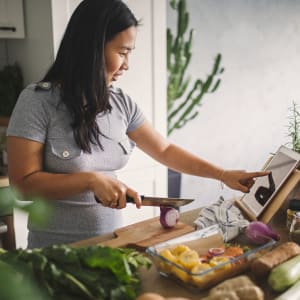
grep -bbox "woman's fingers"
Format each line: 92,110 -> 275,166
239,171 -> 270,192
239,177 -> 255,189
109,192 -> 119,207
126,188 -> 142,208
114,184 -> 126,208
223,170 -> 270,193
246,170 -> 270,178
94,176 -> 141,209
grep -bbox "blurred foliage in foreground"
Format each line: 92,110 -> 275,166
0,187 -> 53,300
0,244 -> 151,300
0,189 -> 151,300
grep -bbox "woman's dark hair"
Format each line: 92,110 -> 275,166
42,0 -> 139,152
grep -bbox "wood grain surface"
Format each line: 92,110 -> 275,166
73,217 -> 194,250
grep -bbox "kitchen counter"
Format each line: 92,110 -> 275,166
138,209 -> 287,300
73,207 -> 289,300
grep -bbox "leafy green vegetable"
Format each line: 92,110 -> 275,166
0,260 -> 50,300
0,245 -> 151,300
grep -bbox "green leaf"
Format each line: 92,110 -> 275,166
23,198 -> 54,227
0,260 -> 50,300
0,187 -> 16,214
0,244 -> 151,300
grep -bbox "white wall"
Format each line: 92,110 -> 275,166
167,0 -> 300,211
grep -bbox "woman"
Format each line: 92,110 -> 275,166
6,0 -> 267,248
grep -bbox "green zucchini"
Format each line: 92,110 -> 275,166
268,254 -> 300,292
275,280 -> 300,300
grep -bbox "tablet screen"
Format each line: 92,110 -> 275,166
240,145 -> 300,217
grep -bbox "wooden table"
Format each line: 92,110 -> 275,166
74,207 -> 289,300
138,209 -> 288,299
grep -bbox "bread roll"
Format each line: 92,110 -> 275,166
251,242 -> 300,278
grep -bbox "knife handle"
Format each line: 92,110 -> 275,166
95,195 -> 143,204
126,195 -> 144,203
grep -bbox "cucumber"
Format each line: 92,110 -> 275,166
275,280 -> 300,300
268,254 -> 300,292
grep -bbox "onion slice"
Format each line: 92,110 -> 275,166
245,221 -> 280,244
208,247 -> 225,257
160,207 -> 180,228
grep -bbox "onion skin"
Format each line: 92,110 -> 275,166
245,221 -> 280,245
160,207 -> 180,228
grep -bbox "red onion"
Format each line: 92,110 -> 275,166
160,207 -> 179,228
208,247 -> 225,257
245,221 -> 280,245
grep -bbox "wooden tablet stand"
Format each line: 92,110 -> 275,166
235,169 -> 300,224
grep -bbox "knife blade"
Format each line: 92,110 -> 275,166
126,195 -> 194,207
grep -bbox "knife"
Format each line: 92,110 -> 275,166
126,195 -> 194,207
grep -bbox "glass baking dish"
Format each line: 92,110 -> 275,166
146,225 -> 277,291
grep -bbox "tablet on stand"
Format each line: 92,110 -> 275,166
235,145 -> 300,223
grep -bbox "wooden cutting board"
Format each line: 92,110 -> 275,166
100,217 -> 195,250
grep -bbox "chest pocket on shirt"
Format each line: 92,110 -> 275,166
99,137 -> 135,170
49,138 -> 82,160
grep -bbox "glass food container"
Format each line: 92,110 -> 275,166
146,225 -> 277,291
290,211 -> 300,244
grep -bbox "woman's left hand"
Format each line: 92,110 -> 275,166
221,170 -> 270,193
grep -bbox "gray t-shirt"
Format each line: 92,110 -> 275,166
7,83 -> 145,248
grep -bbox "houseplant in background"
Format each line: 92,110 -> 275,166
286,101 -> 300,155
0,62 -> 23,174
167,0 -> 224,196
285,101 -> 300,200
0,63 -> 23,124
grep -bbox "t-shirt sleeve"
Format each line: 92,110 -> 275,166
6,86 -> 49,143
123,93 -> 145,133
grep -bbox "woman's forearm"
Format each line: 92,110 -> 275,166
129,122 -> 224,181
10,171 -> 95,200
155,143 -> 224,180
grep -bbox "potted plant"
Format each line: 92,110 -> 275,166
0,63 -> 23,174
0,63 -> 23,126
286,101 -> 300,155
285,101 -> 300,200
167,0 -> 224,196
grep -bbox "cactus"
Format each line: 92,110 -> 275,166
167,0 -> 224,135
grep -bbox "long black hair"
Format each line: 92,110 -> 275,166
42,0 -> 139,152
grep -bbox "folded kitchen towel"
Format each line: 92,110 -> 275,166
194,196 -> 249,242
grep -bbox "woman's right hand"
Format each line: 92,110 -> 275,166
90,172 -> 142,209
